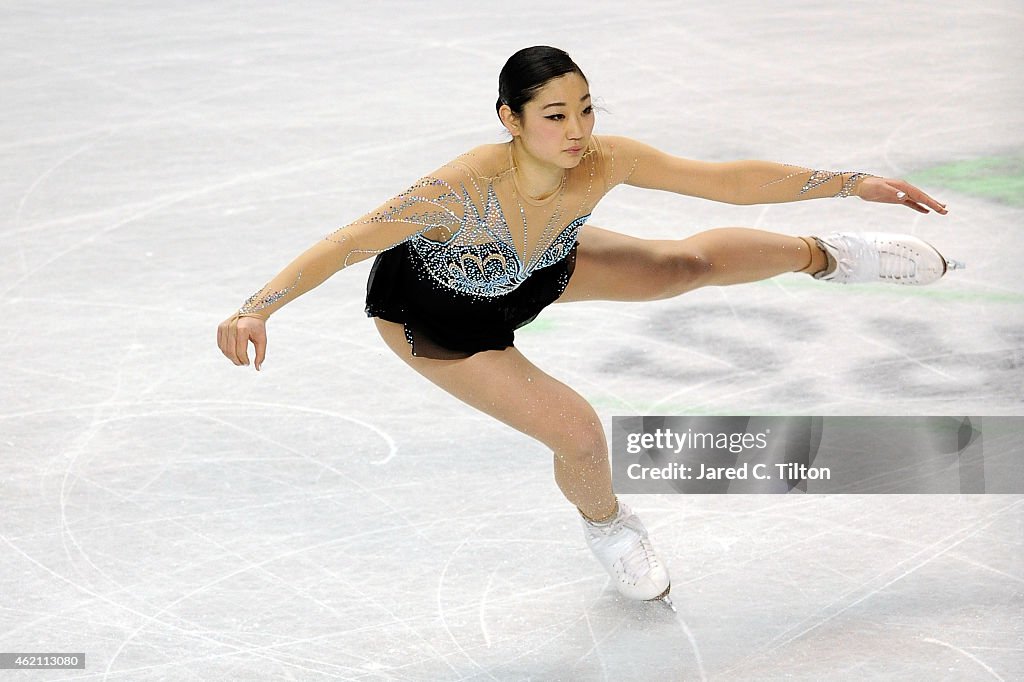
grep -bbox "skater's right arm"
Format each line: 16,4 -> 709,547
216,160 -> 476,370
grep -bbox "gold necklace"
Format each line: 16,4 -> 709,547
508,144 -> 568,266
512,172 -> 567,267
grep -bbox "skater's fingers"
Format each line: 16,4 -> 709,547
252,327 -> 267,371
217,315 -> 242,365
915,190 -> 948,214
892,181 -> 948,215
216,320 -> 226,358
901,193 -> 934,214
234,324 -> 251,366
235,316 -> 267,370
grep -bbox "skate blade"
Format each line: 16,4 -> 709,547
945,258 -> 966,271
648,585 -> 676,612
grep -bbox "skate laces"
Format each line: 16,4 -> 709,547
587,508 -> 660,582
620,535 -> 661,581
876,240 -> 917,281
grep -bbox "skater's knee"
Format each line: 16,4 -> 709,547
653,247 -> 715,298
552,421 -> 608,468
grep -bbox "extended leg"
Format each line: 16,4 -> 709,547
560,225 -> 954,303
559,226 -> 825,302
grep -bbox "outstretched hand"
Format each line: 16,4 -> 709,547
857,176 -> 948,215
217,313 -> 267,371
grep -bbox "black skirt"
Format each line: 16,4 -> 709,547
365,241 -> 577,359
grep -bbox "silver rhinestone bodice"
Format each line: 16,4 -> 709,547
410,182 -> 589,297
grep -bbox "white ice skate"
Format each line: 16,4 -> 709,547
581,502 -> 674,610
812,232 -> 964,285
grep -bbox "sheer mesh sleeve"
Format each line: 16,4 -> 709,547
597,135 -> 874,205
738,163 -> 874,203
592,135 -> 641,192
234,161 -> 476,321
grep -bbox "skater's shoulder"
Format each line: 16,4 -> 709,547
590,134 -> 650,157
444,143 -> 510,178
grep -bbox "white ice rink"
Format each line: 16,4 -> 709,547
2,1 -> 1022,679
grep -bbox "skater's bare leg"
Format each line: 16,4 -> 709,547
559,225 -> 826,302
374,319 -> 617,521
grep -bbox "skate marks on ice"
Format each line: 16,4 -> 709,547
0,402 -> 429,678
709,496 -> 1024,680
653,495 -> 1024,680
0,384 -> 707,678
576,289 -> 1023,414
427,507 -> 703,680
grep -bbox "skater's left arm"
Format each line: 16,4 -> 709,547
605,136 -> 948,214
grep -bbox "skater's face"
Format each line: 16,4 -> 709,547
501,72 -> 594,169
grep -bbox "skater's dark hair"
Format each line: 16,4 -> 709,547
496,46 -> 588,120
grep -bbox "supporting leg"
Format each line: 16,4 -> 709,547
373,319 -> 672,602
373,318 -> 616,521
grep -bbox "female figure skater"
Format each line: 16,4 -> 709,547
217,46 -> 956,608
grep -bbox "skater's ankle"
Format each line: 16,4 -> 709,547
800,236 -> 833,276
579,499 -> 619,524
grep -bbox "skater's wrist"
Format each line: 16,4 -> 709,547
839,172 -> 875,199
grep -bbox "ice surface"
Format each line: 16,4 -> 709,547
2,1 -> 1022,679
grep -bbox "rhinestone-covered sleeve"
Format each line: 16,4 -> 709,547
756,164 -> 875,201
233,163 -> 473,321
233,233 -> 356,321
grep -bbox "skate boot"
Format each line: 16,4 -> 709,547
581,502 -> 674,608
812,232 -> 964,285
